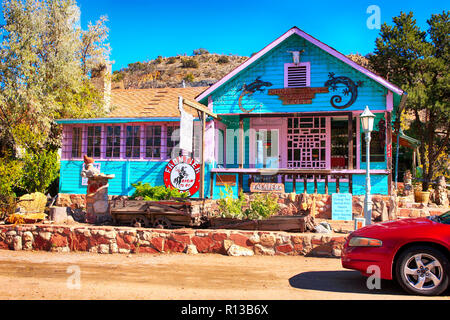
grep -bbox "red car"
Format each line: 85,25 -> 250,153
342,211 -> 450,296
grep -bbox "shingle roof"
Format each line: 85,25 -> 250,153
109,87 -> 209,118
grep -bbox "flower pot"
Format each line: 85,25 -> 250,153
415,191 -> 430,204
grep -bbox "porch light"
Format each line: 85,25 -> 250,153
360,105 -> 375,133
360,105 -> 375,226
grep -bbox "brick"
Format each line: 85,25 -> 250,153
276,244 -> 293,253
50,234 -> 68,248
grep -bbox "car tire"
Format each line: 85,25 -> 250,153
395,245 -> 449,296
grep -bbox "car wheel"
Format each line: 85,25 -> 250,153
396,245 -> 449,296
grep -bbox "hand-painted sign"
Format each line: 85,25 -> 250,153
250,182 -> 285,193
331,193 -> 353,221
268,87 -> 329,105
164,156 -> 201,196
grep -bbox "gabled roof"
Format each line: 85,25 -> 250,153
195,26 -> 404,103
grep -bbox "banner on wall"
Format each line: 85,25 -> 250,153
178,99 -> 193,153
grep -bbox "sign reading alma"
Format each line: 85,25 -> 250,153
268,87 -> 329,105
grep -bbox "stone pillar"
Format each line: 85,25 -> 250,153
85,175 -> 114,224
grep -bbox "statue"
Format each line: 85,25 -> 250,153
80,155 -> 114,224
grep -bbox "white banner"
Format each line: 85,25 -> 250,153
179,97 -> 193,153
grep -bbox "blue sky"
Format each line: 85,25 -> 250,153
3,0 -> 449,71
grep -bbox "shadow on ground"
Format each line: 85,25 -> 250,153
289,270 -> 407,296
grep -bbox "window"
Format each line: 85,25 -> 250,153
166,125 -> 181,159
86,126 -> 102,158
361,117 -> 386,163
71,127 -> 82,158
126,126 -> 140,158
284,62 -> 310,88
145,125 -> 161,158
106,126 -> 121,158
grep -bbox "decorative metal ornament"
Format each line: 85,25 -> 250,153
238,76 -> 272,113
324,72 -> 363,109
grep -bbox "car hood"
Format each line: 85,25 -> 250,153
351,217 -> 434,237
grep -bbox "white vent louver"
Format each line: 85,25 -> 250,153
287,65 -> 308,88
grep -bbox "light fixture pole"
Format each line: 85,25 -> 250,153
360,106 -> 376,226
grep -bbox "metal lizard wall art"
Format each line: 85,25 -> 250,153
324,72 -> 363,109
238,76 -> 273,113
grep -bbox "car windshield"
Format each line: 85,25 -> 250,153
430,211 -> 450,224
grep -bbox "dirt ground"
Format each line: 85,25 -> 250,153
0,250 -> 448,300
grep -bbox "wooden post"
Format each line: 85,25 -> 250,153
293,174 -> 297,194
200,111 -> 206,199
325,175 -> 329,194
314,174 -> 318,194
336,176 -> 340,193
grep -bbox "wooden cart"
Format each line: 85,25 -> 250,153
110,198 -> 208,229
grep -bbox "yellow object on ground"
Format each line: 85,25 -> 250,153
16,192 -> 47,214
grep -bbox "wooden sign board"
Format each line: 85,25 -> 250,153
250,182 -> 285,193
216,174 -> 236,186
268,87 -> 329,105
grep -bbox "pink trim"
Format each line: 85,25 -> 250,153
356,114 -> 361,170
196,26 -> 404,102
210,168 -> 389,174
386,91 -> 393,112
284,62 -> 310,88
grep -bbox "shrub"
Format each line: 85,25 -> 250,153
244,193 -> 279,220
166,56 -> 177,64
0,156 -> 23,220
193,48 -> 209,56
181,58 -> 199,68
217,185 -> 246,219
216,55 -> 230,64
183,73 -> 195,83
130,182 -> 189,201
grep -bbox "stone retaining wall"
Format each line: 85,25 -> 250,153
0,224 -> 347,258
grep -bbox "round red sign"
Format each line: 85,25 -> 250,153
163,156 -> 201,197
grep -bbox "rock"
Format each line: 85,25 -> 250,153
13,236 -> 22,251
98,244 -> 110,254
49,206 -> 68,224
227,244 -> 254,257
254,244 -> 275,256
314,223 -> 332,234
185,244 -> 198,255
259,233 -> 276,247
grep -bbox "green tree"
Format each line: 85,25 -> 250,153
0,0 -> 110,154
369,11 -> 450,190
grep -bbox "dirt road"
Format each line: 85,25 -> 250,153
0,250 -> 447,300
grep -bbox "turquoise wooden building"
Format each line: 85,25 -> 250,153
56,27 -> 407,199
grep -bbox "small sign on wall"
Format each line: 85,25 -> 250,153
250,182 -> 285,193
331,193 -> 353,221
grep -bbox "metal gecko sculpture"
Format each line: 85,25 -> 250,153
238,76 -> 272,113
324,72 -> 363,109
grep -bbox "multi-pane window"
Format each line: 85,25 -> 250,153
106,126 -> 121,158
166,125 -> 181,159
126,126 -> 141,158
71,127 -> 82,158
145,125 -> 161,158
86,126 -> 102,158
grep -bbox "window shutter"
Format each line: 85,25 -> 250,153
287,65 -> 308,88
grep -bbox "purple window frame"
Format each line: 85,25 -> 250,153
106,125 -> 121,158
125,125 -> 141,158
86,126 -> 102,158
